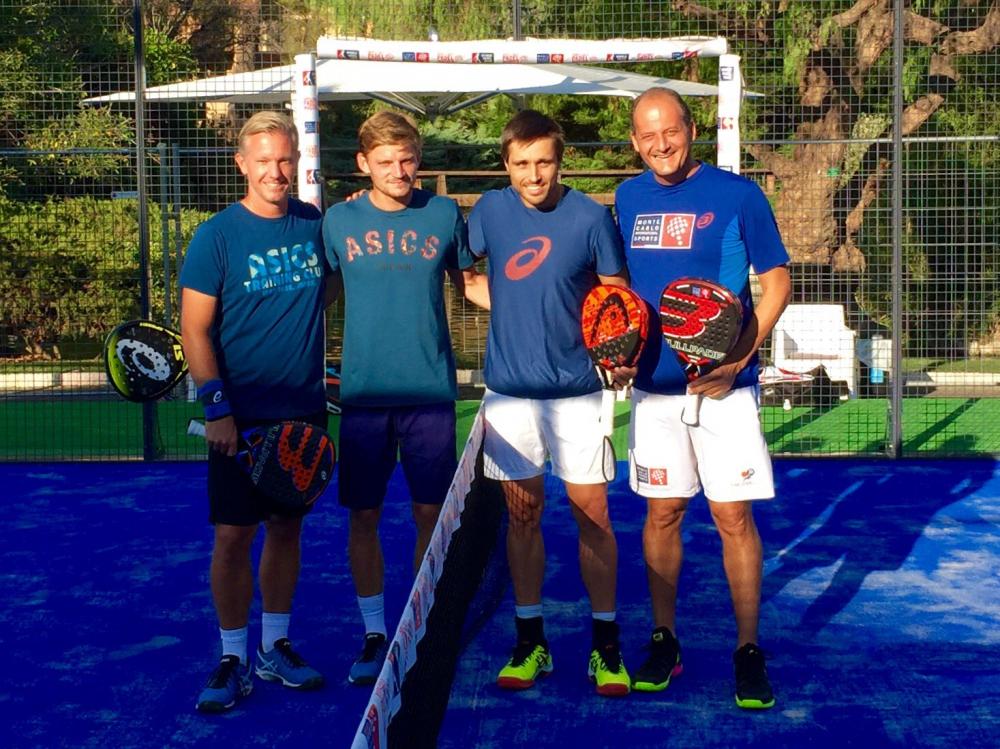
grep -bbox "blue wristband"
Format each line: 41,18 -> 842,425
197,379 -> 232,422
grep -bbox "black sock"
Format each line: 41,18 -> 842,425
592,618 -> 619,650
515,615 -> 546,646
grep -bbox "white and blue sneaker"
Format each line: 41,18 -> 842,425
196,655 -> 253,713
349,633 -> 388,686
255,638 -> 324,690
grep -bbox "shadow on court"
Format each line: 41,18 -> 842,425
2,459 -> 999,748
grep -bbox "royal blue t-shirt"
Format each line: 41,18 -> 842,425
469,186 -> 626,399
179,198 -> 328,420
615,163 -> 789,394
323,189 -> 474,406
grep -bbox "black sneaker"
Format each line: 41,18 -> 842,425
733,643 -> 775,709
632,627 -> 683,692
348,632 -> 388,686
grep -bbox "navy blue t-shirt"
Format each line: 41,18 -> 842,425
615,164 -> 789,394
179,199 -> 328,420
469,186 -> 625,399
322,189 -> 475,406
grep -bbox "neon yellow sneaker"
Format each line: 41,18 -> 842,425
496,641 -> 553,690
588,643 -> 631,697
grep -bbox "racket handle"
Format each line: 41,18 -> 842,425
681,392 -> 702,427
186,419 -> 206,438
601,387 -> 616,437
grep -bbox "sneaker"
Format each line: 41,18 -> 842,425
255,638 -> 324,690
348,633 -> 389,686
496,641 -> 553,690
588,642 -> 631,697
633,627 -> 683,692
733,643 -> 775,709
196,655 -> 252,713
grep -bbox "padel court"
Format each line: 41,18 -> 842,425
4,456 -> 998,748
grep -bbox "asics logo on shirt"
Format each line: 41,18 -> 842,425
343,229 -> 440,263
244,241 -> 322,293
504,236 -> 551,280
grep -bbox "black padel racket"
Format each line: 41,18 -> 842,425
104,320 -> 187,402
659,278 -> 744,427
188,419 -> 336,508
581,284 -> 650,480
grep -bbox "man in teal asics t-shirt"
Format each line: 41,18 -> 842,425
322,110 -> 487,685
181,111 -> 329,713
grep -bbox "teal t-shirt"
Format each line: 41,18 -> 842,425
322,189 -> 474,406
179,199 -> 328,420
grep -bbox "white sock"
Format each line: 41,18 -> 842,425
592,610 -> 616,622
358,593 -> 386,636
261,611 -> 290,653
220,626 -> 248,664
515,603 -> 544,620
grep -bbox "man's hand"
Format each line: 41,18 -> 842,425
688,362 -> 740,398
205,415 -> 238,456
610,365 -> 637,390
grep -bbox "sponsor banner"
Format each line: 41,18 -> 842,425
293,53 -> 322,209
716,53 -> 742,175
318,36 -> 729,63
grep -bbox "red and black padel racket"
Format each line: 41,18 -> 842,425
188,419 -> 336,508
581,284 -> 649,480
659,278 -> 744,427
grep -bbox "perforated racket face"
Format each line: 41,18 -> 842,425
103,320 -> 188,402
581,285 -> 649,370
659,278 -> 743,372
244,421 -> 336,508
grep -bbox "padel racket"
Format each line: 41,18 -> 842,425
581,284 -> 649,481
325,364 -> 342,415
659,278 -> 744,427
104,320 -> 187,402
187,419 -> 336,508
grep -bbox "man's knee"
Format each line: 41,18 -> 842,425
349,507 -> 382,537
645,500 -> 687,532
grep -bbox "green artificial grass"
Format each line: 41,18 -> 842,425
2,397 -> 999,461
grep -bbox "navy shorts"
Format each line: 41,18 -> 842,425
207,411 -> 328,526
338,402 -> 457,511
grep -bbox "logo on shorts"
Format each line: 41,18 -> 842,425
740,468 -> 755,483
636,464 -> 668,486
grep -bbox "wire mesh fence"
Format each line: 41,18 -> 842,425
1,0 -> 998,459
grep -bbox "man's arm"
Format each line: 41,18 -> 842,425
688,264 -> 792,398
447,265 -> 491,310
597,269 -> 630,288
180,287 -> 238,456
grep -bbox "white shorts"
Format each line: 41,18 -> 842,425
482,389 -> 607,484
629,386 -> 775,502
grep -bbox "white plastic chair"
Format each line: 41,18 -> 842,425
771,304 -> 858,398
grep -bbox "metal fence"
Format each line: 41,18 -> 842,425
1,0 -> 998,459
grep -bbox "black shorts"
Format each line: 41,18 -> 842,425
207,411 -> 329,526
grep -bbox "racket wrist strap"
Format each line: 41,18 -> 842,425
197,379 -> 232,422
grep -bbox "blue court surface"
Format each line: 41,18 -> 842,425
3,459 -> 999,748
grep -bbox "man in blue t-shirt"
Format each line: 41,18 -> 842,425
468,110 -> 632,696
180,111 -> 330,713
614,87 -> 791,709
322,110 -> 485,686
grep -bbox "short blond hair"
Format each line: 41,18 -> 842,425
358,110 -> 422,156
238,111 -> 298,153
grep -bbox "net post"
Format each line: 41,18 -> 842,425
293,53 -> 322,211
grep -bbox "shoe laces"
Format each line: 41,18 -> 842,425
359,633 -> 387,662
206,655 -> 241,688
595,642 -> 623,673
273,638 -> 308,668
509,640 -> 541,667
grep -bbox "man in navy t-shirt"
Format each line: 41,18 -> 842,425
614,87 -> 791,708
469,110 -> 631,696
180,111 -> 330,712
322,110 -> 485,686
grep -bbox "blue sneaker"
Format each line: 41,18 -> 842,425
349,633 -> 388,686
196,655 -> 252,713
255,638 -> 324,690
